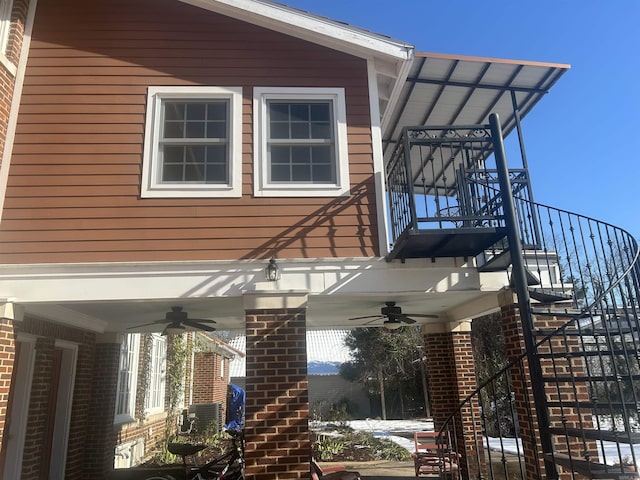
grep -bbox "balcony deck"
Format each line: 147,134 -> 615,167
387,226 -> 508,261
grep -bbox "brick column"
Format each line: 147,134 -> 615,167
498,289 -> 545,480
423,321 -> 484,480
0,303 -> 19,474
85,333 -> 121,479
243,292 -> 309,480
499,289 -> 597,480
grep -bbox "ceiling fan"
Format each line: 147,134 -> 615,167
349,301 -> 438,330
129,306 -> 217,336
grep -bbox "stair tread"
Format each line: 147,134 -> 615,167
528,287 -> 572,303
477,249 -> 512,272
548,427 -> 640,443
535,327 -> 639,337
545,453 -> 638,479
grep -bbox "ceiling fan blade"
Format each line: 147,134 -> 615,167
400,316 -> 417,324
403,313 -> 439,319
127,319 -> 165,329
185,318 -> 216,324
349,314 -> 384,321
184,319 -> 217,331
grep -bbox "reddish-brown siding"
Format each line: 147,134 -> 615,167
0,0 -> 378,264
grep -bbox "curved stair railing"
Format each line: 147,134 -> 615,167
435,192 -> 640,480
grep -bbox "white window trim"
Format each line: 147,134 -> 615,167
253,87 -> 350,197
145,334 -> 166,415
114,333 -> 140,424
0,0 -> 16,76
141,86 -> 243,198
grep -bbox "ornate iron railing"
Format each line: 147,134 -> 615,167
385,125 -> 537,244
435,189 -> 640,480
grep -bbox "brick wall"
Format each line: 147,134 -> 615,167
423,326 -> 484,480
245,308 -> 309,480
500,300 -> 545,480
12,316 -> 96,479
85,340 -> 120,478
0,317 -> 15,473
499,292 -> 597,480
193,352 -> 228,404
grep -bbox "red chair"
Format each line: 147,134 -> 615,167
311,459 -> 361,480
413,431 -> 460,479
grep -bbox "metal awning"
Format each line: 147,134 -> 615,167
383,52 -> 570,156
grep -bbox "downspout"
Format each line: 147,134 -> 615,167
0,0 -> 37,223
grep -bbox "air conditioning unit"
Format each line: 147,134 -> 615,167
188,402 -> 223,434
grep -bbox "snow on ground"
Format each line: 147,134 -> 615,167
313,419 -> 434,453
315,419 -> 640,470
487,437 -> 640,471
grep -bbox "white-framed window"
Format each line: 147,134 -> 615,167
253,87 -> 350,197
0,0 -> 13,55
141,86 -> 243,198
144,334 -> 166,415
115,333 -> 140,423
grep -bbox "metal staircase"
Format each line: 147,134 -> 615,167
385,113 -> 640,479
432,116 -> 640,479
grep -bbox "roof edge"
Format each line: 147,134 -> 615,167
416,51 -> 570,70
178,0 -> 414,61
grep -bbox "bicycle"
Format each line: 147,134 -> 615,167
141,428 -> 245,480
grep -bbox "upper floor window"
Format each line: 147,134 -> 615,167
145,334 -> 166,415
141,86 -> 243,198
0,0 -> 13,55
115,334 -> 140,423
253,87 -> 350,197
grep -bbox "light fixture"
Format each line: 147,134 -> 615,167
384,321 -> 402,330
265,257 -> 281,281
162,322 -> 187,336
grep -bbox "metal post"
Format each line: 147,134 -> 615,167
510,90 -> 542,246
489,113 -> 557,480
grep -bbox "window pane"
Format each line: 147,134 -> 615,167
186,103 -> 206,121
271,145 -> 290,163
207,122 -> 226,139
164,121 -> 184,138
163,164 -> 183,182
185,122 -> 205,138
310,122 -> 331,139
207,103 -> 226,121
164,103 -> 185,121
270,123 -> 290,139
289,104 -> 309,122
312,163 -> 333,182
291,146 -> 311,164
186,146 -> 205,163
184,164 -> 204,182
290,122 -> 310,139
163,146 -> 184,163
292,164 -> 311,181
269,103 -> 290,122
310,103 -> 330,122
206,145 -> 227,163
205,164 -> 227,182
311,146 -> 332,164
271,164 -> 291,182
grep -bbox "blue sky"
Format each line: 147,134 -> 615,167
283,0 -> 640,237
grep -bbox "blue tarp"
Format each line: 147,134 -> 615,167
224,383 -> 245,431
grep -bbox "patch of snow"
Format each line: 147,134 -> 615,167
316,419 -> 640,472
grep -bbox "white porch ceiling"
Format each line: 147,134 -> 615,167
383,52 -> 570,155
